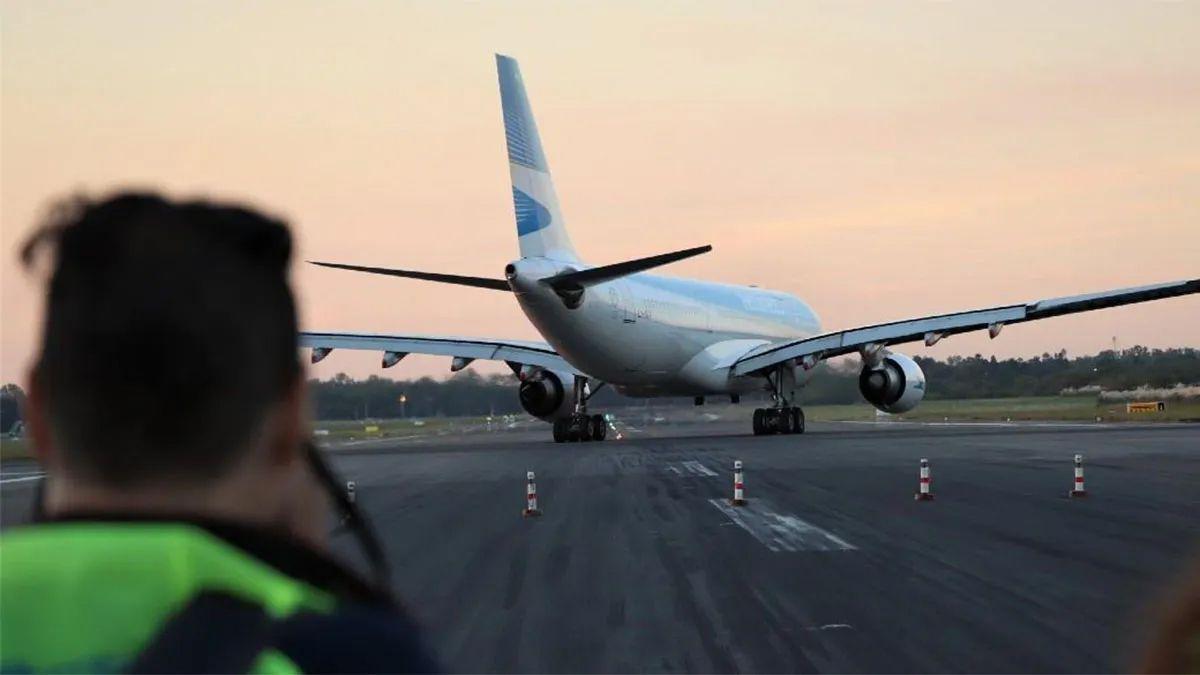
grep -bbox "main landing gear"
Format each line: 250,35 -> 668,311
553,413 -> 607,442
752,406 -> 805,435
752,364 -> 806,436
553,376 -> 609,443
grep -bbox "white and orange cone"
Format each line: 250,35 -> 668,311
523,471 -> 543,517
339,481 -> 357,527
730,460 -> 746,506
915,458 -> 934,501
1069,454 -> 1088,498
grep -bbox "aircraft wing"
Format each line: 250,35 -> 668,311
299,332 -> 583,375
731,278 -> 1200,376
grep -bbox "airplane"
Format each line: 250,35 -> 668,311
301,54 -> 1199,443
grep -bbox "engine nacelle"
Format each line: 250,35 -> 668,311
518,370 -> 575,421
859,352 -> 926,414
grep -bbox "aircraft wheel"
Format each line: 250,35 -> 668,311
778,408 -> 793,434
552,418 -> 567,443
578,415 -> 594,442
570,414 -> 588,442
792,407 -> 805,434
752,408 -> 765,436
591,414 -> 607,441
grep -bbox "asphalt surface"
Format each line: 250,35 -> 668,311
3,419 -> 1198,672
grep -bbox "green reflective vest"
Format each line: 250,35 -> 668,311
0,522 -> 336,673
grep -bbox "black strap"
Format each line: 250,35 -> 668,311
304,441 -> 391,586
125,591 -> 275,674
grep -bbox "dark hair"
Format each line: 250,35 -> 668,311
22,192 -> 301,487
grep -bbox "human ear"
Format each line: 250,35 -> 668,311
24,366 -> 56,470
265,375 -> 309,468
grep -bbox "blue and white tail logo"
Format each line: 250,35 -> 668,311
497,55 -> 578,261
513,187 -> 552,235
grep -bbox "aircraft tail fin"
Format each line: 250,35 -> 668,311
496,54 -> 578,262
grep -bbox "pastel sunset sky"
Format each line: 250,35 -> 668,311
3,1 -> 1198,385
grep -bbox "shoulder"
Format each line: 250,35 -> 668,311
275,601 -> 442,674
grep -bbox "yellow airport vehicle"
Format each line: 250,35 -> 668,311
1126,401 -> 1166,413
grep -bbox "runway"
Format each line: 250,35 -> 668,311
323,420 -> 1198,672
3,420 -> 1198,672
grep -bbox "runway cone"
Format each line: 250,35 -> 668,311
523,471 -> 542,517
340,481 -> 357,526
730,460 -> 746,506
915,458 -> 934,501
1069,454 -> 1088,498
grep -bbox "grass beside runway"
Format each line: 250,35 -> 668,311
0,438 -> 30,463
3,396 -> 1193,464
312,415 -> 537,442
314,417 -> 456,440
801,396 -> 1200,423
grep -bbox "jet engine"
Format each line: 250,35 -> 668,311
518,370 -> 576,421
859,352 -> 926,414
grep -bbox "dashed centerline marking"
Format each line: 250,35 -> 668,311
709,499 -> 856,552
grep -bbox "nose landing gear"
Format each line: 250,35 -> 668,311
552,376 -> 609,443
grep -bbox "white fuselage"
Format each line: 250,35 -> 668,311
507,256 -> 821,397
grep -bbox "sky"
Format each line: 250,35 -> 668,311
2,1 -> 1198,386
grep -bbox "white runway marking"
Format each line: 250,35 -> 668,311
327,434 -> 423,449
839,420 -> 1117,429
709,499 -> 856,552
667,461 -> 718,478
0,472 -> 45,485
680,460 -> 718,477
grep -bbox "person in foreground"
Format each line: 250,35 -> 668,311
0,193 -> 440,673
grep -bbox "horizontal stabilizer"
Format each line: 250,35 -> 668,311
541,245 -> 712,290
308,261 -> 510,291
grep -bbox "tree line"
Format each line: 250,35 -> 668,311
799,346 -> 1200,405
2,347 -> 1196,428
306,346 -> 1199,419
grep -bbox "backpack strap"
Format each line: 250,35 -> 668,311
126,591 -> 277,674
